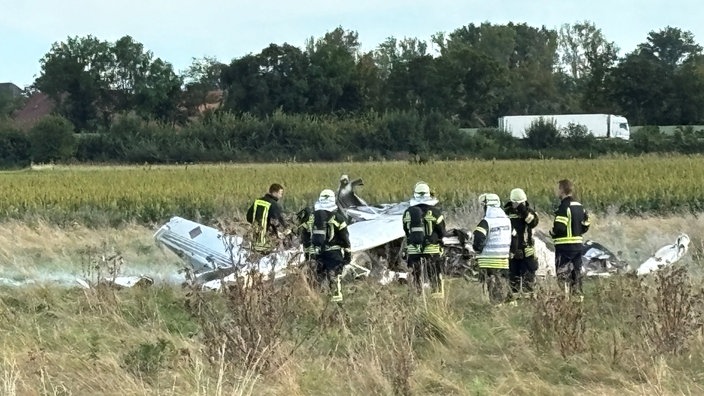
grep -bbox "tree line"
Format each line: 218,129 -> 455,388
2,21 -> 704,166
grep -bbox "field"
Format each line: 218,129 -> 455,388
1,155 -> 704,227
1,156 -> 704,395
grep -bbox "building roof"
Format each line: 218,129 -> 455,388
12,92 -> 57,129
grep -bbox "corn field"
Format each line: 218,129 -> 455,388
1,156 -> 703,225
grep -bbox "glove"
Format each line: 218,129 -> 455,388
343,250 -> 352,264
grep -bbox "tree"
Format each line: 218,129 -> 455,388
182,56 -> 227,116
609,27 -> 704,124
35,35 -> 187,129
558,21 -> 620,112
34,35 -> 113,131
305,27 -> 362,113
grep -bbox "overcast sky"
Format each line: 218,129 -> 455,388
1,0 -> 701,88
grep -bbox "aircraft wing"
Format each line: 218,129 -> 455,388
348,214 -> 405,252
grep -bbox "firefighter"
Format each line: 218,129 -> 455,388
245,183 -> 289,252
550,179 -> 590,300
296,207 -> 316,260
402,182 -> 446,298
295,206 -> 318,285
310,189 -> 352,302
504,188 -> 539,300
473,193 -> 512,304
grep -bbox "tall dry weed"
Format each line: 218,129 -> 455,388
634,265 -> 704,355
530,288 -> 587,358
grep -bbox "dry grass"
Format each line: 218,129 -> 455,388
0,208 -> 702,394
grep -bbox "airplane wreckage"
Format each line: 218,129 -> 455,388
1,176 -> 687,291
146,176 -> 693,292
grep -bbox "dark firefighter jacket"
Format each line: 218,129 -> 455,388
504,202 -> 539,258
550,196 -> 590,252
312,210 -> 351,255
246,193 -> 287,244
402,204 -> 446,255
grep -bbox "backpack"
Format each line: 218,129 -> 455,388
407,206 -> 428,246
311,210 -> 333,248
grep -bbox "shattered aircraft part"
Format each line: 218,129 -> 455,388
153,216 -> 304,287
75,276 -> 154,289
533,231 -> 691,278
636,234 -> 690,275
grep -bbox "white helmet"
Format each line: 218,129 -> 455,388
413,182 -> 431,200
315,188 -> 338,211
318,189 -> 335,203
410,181 -> 437,206
478,193 -> 501,208
510,188 -> 527,204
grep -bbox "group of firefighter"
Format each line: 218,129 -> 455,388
246,178 -> 590,304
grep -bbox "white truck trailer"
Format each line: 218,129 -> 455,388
497,114 -> 630,140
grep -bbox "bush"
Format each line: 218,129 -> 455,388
0,122 -> 31,168
525,117 -> 562,149
28,115 -> 77,163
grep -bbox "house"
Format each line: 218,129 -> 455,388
12,92 -> 57,129
0,82 -> 23,98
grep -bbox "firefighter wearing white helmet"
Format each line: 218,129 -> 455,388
403,181 -> 446,298
310,189 -> 351,302
473,193 -> 512,304
503,188 -> 539,300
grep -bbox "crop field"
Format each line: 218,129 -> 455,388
1,156 -> 704,395
1,155 -> 704,226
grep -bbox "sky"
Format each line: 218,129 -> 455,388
1,0 -> 702,88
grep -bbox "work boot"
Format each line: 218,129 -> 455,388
331,275 -> 343,302
431,276 -> 445,299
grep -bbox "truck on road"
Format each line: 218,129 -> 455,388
498,114 -> 630,140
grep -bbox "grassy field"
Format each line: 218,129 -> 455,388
1,157 -> 703,394
1,155 -> 704,226
1,265 -> 703,395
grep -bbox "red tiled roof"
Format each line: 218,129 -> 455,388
12,92 -> 57,129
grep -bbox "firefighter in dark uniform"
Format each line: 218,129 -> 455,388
402,182 -> 446,298
504,188 -> 539,300
550,179 -> 591,300
311,189 -> 352,302
246,183 -> 289,252
295,206 -> 318,284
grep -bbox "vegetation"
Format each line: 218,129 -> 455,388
1,262 -> 702,395
4,22 -> 704,165
1,156 -> 703,226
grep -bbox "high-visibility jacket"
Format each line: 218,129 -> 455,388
551,196 -> 590,252
472,207 -> 512,269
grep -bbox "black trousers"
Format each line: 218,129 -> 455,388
315,250 -> 345,285
555,249 -> 583,294
407,254 -> 443,293
509,255 -> 538,293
